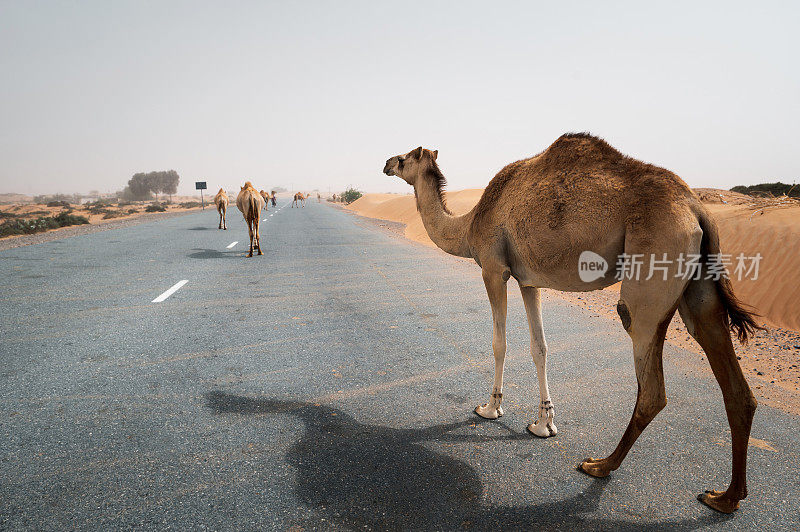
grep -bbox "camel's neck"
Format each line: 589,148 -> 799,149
413,168 -> 473,258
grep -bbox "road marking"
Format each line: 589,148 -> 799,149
226,241 -> 238,249
152,280 -> 188,303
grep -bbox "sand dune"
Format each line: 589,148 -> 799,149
346,190 -> 800,331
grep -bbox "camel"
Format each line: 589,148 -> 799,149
383,133 -> 761,514
259,190 -> 270,211
213,188 -> 228,230
270,190 -> 277,207
292,192 -> 307,208
236,181 -> 264,257
317,192 -> 321,203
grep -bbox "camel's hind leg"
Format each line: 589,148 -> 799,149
580,221 -> 695,478
679,278 -> 756,513
254,219 -> 263,255
579,297 -> 675,477
520,286 -> 556,437
246,218 -> 254,257
474,268 -> 508,420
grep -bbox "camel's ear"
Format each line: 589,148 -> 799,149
432,150 -> 438,161
413,146 -> 423,159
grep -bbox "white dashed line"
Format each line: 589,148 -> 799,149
226,241 -> 238,249
152,280 -> 188,303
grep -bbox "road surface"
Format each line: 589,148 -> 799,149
1,199 -> 798,530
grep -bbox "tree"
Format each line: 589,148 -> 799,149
125,170 -> 180,201
127,173 -> 152,200
161,170 -> 179,202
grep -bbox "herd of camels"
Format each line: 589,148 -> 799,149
212,132 -> 759,514
213,186 -> 321,257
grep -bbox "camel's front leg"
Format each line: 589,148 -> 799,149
475,270 -> 508,420
520,286 -> 557,437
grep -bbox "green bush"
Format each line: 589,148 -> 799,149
341,187 -> 363,204
53,212 -> 89,226
179,201 -> 201,208
731,182 -> 798,198
0,212 -> 88,237
145,203 -> 167,212
128,208 -> 138,214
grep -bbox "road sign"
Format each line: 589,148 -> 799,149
196,181 -> 207,209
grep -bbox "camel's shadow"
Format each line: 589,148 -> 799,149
187,226 -> 212,231
205,391 -> 733,531
188,248 -> 241,259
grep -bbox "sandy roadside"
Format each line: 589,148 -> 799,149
343,191 -> 800,416
0,205 -> 203,250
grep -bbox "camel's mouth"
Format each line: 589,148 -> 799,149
383,162 -> 395,176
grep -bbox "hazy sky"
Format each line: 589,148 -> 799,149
1,1 -> 797,197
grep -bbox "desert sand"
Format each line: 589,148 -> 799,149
0,201 -> 203,240
345,189 -> 800,413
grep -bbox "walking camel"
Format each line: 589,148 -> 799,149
383,133 -> 761,513
213,188 -> 228,230
292,192 -> 307,208
259,190 -> 270,211
270,190 -> 277,207
236,181 -> 264,257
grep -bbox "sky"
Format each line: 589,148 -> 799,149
0,1 -> 798,197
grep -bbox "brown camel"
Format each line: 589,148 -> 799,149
292,192 -> 307,208
259,190 -> 270,211
236,181 -> 263,257
213,188 -> 228,230
383,133 -> 761,513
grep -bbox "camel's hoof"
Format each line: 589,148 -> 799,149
257,251 -> 263,256
527,421 -> 557,438
578,458 -> 612,478
697,490 -> 740,513
474,403 -> 503,419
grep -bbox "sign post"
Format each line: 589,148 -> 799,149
195,181 -> 207,210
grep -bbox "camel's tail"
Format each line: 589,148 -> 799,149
694,207 -> 764,344
247,196 -> 259,230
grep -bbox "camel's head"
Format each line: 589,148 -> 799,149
383,147 -> 438,185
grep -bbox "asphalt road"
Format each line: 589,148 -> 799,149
1,198 -> 798,531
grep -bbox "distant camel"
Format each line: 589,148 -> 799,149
213,188 -> 228,230
270,190 -> 277,207
236,181 -> 263,257
259,190 -> 270,211
383,134 -> 761,513
292,193 -> 307,208
317,193 -> 321,203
